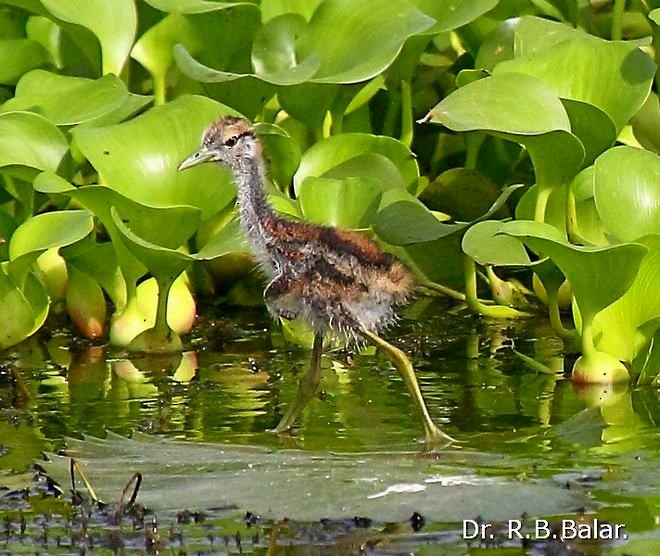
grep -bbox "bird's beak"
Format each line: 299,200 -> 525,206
177,146 -> 214,172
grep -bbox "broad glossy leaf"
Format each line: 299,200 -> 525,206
374,185 -> 522,246
144,0 -> 252,13
261,0 -> 322,22
9,210 -> 94,261
255,122 -> 301,189
562,99 -> 617,167
413,0 -> 498,34
73,95 -> 237,218
131,13 -> 203,101
494,35 -> 656,133
513,15 -> 583,58
0,111 -> 68,173
300,0 -> 435,83
41,0 -> 137,76
294,133 -> 419,194
592,236 -> 660,362
298,176 -> 382,228
373,200 -> 459,245
176,0 -> 435,85
111,207 -> 192,305
429,73 -> 586,186
594,146 -> 660,242
0,38 -> 48,84
43,432 -> 584,522
462,220 -> 531,266
427,73 -> 570,135
0,267 -> 48,349
250,14 -> 321,84
501,220 -> 648,321
630,93 -> 660,154
2,71 -> 136,126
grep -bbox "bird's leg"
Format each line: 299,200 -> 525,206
273,332 -> 324,433
362,329 -> 455,447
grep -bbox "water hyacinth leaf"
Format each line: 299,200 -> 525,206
413,0 -> 498,34
501,220 -> 648,321
294,133 -> 419,194
0,267 -> 49,349
1,71 -> 133,126
561,99 -> 617,168
250,14 -> 321,85
0,39 -> 49,84
41,0 -> 137,76
144,0 -> 252,13
176,0 -> 435,85
298,176 -> 382,229
255,122 -> 301,189
73,95 -> 237,218
0,112 -> 68,173
630,93 -> 660,154
591,235 -> 660,363
9,210 -> 94,262
43,433 -> 584,522
374,184 -> 522,245
260,0 -> 323,22
494,35 -> 656,133
299,0 -> 435,83
111,207 -> 193,280
462,220 -> 531,267
427,73 -> 571,135
594,146 -> 660,243
373,200 -> 459,245
131,13 -> 203,104
512,15 -> 584,58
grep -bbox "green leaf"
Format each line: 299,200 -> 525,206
9,210 -> 94,261
0,111 -> 68,173
462,220 -> 532,266
42,432 -> 585,522
428,72 -> 571,135
144,0 -> 252,13
1,70 -> 143,126
130,13 -> 203,103
41,0 -> 137,76
255,122 -> 301,189
0,38 -> 49,85
298,176 -> 382,229
175,0 -> 435,85
413,0 -> 498,34
0,267 -> 48,349
373,200 -> 459,245
592,236 -> 660,362
501,220 -> 647,321
594,146 -> 660,243
300,0 -> 435,83
294,133 -> 419,194
73,95 -> 237,218
494,34 -> 656,133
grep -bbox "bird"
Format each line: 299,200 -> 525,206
178,116 -> 453,445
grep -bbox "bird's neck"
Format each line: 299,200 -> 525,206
234,154 -> 279,274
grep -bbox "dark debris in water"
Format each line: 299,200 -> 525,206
0,471 -> 625,556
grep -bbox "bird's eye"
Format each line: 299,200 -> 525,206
225,136 -> 238,147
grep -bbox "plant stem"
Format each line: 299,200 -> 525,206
153,73 -> 166,106
400,80 -> 413,148
418,279 -> 466,301
534,185 -> 553,223
547,289 -> 579,343
464,132 -> 484,170
464,256 -> 531,318
612,0 -> 626,40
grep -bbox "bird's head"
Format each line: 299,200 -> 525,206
178,116 -> 261,174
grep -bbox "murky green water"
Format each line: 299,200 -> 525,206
1,299 -> 658,554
